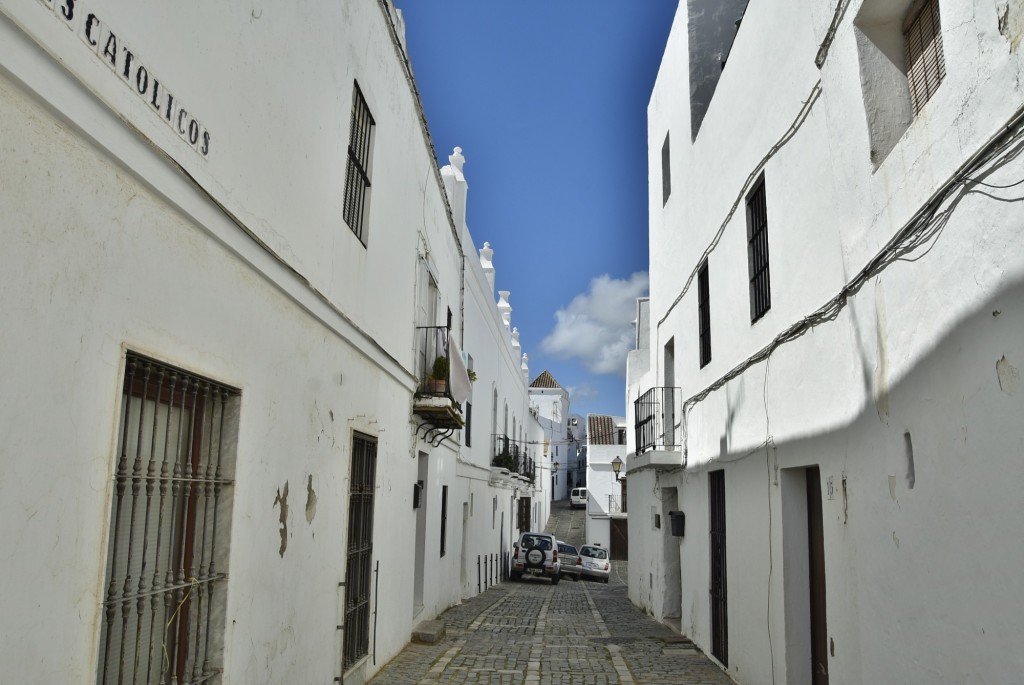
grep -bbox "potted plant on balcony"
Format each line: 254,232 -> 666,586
428,355 -> 449,394
492,451 -> 515,471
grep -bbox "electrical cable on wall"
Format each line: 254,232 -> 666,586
676,100 -> 1024,467
657,79 -> 823,329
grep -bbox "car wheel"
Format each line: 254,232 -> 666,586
603,577 -> 609,584
552,574 -> 560,585
572,575 -> 579,582
510,571 -> 521,582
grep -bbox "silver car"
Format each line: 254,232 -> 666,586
579,543 -> 610,583
557,541 -> 582,581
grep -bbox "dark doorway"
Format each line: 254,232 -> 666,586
807,466 -> 829,684
610,518 -> 629,560
343,433 -> 377,671
709,470 -> 727,666
517,496 -> 531,533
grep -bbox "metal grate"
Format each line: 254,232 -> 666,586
98,353 -> 239,685
904,0 -> 945,115
698,260 -> 711,368
343,82 -> 375,244
709,470 -> 728,666
343,433 -> 377,671
634,386 -> 681,455
746,176 -> 771,322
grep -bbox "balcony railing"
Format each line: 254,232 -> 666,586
415,325 -> 453,400
634,386 -> 682,455
491,434 -> 534,482
413,325 -> 463,436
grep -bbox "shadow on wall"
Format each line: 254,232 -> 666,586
692,274 -> 1024,675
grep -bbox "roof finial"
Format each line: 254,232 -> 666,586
449,146 -> 465,172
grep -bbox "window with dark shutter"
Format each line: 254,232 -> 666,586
440,486 -> 449,557
904,0 -> 945,115
698,260 -> 711,368
662,132 -> 671,205
746,176 -> 771,323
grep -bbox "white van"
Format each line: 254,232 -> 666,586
570,487 -> 587,509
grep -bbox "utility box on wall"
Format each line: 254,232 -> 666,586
668,511 -> 685,537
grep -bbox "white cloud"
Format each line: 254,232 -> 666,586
565,384 -> 599,402
541,272 -> 648,376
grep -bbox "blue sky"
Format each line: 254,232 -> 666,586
396,1 -> 679,418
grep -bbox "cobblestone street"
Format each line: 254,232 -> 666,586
369,501 -> 734,685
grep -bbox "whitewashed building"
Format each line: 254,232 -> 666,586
0,1 -> 544,683
529,370 -> 571,501
584,414 -> 628,557
566,413 -> 587,490
627,1 -> 1024,684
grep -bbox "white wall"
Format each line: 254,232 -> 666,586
585,427 -> 626,548
0,1 -> 543,682
633,1 -> 1024,683
529,386 -> 570,501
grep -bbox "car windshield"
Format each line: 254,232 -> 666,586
558,544 -> 577,555
522,535 -> 551,550
581,546 -> 607,559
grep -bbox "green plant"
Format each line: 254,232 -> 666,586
467,369 -> 478,382
492,452 -> 515,471
430,355 -> 449,380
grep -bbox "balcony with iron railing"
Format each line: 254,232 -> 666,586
631,386 -> 684,471
413,325 -> 465,441
491,434 -> 535,484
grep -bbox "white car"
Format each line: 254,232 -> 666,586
510,532 -> 561,584
579,543 -> 610,583
570,487 -> 587,509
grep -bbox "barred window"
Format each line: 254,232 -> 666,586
98,353 -> 239,685
904,0 -> 945,115
698,260 -> 711,368
344,432 -> 377,671
746,176 -> 771,323
343,82 -> 375,244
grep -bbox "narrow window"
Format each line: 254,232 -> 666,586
440,485 -> 449,557
698,260 -> 711,368
904,0 -> 944,115
97,353 -> 240,685
746,176 -> 771,322
662,132 -> 671,205
343,82 -> 375,244
464,401 -> 472,447
344,432 -> 378,671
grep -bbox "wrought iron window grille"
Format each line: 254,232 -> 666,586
343,432 -> 377,671
98,353 -> 240,685
746,176 -> 771,323
343,82 -> 375,244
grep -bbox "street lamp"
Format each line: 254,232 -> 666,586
611,456 -> 623,481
